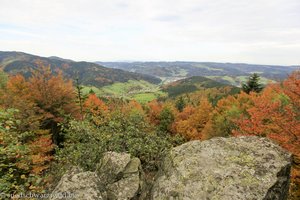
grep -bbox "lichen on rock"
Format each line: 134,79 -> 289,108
151,136 -> 292,200
50,152 -> 143,200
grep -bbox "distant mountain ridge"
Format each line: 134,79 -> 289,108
0,51 -> 161,87
97,61 -> 299,86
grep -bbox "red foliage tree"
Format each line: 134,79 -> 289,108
233,71 -> 300,197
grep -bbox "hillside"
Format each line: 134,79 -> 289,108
98,61 -> 299,86
0,51 -> 161,87
162,76 -> 240,97
82,80 -> 166,103
81,76 -> 236,103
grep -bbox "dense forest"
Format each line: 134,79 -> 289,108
0,65 -> 299,199
0,51 -> 161,87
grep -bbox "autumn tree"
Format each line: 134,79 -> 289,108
121,100 -> 144,114
0,66 -> 79,145
84,93 -> 109,125
233,71 -> 300,197
28,67 -> 79,144
233,86 -> 299,156
147,100 -> 163,125
174,98 -> 213,140
0,65 -> 82,193
1,74 -> 42,131
201,92 -> 253,140
0,108 -> 53,195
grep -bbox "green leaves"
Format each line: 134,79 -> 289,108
53,110 -> 185,176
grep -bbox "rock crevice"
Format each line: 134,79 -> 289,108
50,152 -> 143,200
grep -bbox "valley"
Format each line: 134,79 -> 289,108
98,61 -> 298,86
1,1 -> 300,199
1,51 -> 298,103
82,80 -> 166,103
1,51 -> 299,199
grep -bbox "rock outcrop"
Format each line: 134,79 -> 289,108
50,152 -> 142,200
51,137 -> 292,200
151,136 -> 292,200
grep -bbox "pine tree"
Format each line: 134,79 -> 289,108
242,73 -> 263,94
0,70 -> 8,89
75,77 -> 84,120
175,96 -> 186,112
89,89 -> 95,94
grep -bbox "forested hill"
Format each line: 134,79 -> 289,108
162,76 -> 240,97
0,51 -> 161,87
98,61 -> 299,85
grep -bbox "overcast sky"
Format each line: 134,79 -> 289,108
0,0 -> 299,65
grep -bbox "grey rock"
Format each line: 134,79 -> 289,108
51,152 -> 142,200
106,174 -> 140,199
97,152 -> 142,199
151,136 -> 292,200
96,151 -> 131,184
50,167 -> 104,200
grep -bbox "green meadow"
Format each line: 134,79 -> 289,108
82,80 -> 167,103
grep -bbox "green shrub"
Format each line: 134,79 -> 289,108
51,110 -> 185,180
0,109 -> 48,196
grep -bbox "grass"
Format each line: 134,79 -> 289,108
133,93 -> 158,103
206,76 -> 274,86
192,64 -> 223,71
82,86 -> 102,96
82,80 -> 167,103
81,75 -> 273,103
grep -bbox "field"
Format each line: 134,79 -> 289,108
81,74 -> 272,103
206,75 -> 274,86
82,80 -> 167,103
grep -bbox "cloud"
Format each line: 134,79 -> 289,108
152,15 -> 182,22
0,0 -> 299,65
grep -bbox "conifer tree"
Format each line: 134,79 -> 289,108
0,70 -> 8,89
242,73 -> 263,94
75,77 -> 84,120
175,96 -> 186,112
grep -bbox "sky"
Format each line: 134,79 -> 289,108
0,0 -> 299,65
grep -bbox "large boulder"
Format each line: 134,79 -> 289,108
50,152 -> 142,200
50,167 -> 104,200
151,136 -> 292,200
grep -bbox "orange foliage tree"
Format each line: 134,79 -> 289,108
0,65 -> 81,192
2,66 -> 79,144
232,71 -> 300,197
0,108 -> 53,194
233,83 -> 300,159
173,98 -> 213,140
147,100 -> 163,125
201,92 -> 253,140
121,100 -> 144,114
28,67 -> 79,123
84,93 -> 109,125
